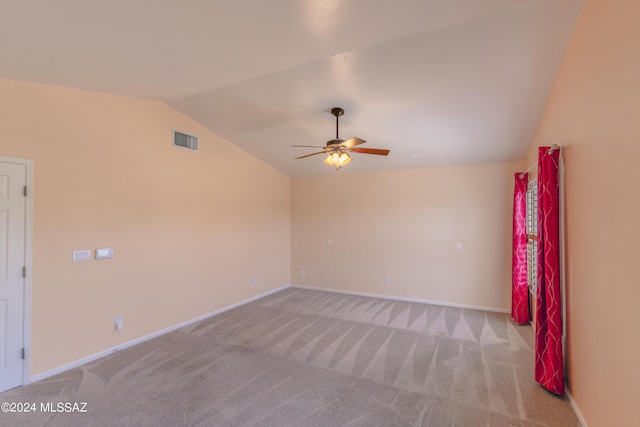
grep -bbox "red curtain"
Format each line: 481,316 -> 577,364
511,172 -> 530,324
534,146 -> 564,395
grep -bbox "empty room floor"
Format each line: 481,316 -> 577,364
0,288 -> 579,426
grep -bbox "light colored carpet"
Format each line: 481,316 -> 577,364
0,288 -> 579,426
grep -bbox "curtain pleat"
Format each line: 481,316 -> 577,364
511,172 -> 530,324
534,146 -> 564,395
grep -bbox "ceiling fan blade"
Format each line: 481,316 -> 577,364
295,151 -> 327,159
340,137 -> 366,148
291,145 -> 325,148
352,147 -> 390,156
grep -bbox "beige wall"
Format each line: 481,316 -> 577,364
291,161 -> 522,311
0,78 -> 291,376
525,0 -> 640,425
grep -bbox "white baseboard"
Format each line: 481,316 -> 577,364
290,284 -> 510,313
565,387 -> 587,427
29,284 -> 291,384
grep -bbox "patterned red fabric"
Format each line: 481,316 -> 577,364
534,146 -> 564,395
511,172 -> 530,324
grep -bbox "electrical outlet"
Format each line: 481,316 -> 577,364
114,316 -> 123,330
252,277 -> 257,286
385,277 -> 391,285
321,271 -> 326,279
456,243 -> 463,251
301,269 -> 306,276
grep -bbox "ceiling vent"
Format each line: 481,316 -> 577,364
173,130 -> 198,151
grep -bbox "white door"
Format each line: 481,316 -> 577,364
0,161 -> 26,392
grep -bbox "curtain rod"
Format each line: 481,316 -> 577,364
519,144 -> 560,178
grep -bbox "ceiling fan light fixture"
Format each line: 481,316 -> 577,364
324,151 -> 352,169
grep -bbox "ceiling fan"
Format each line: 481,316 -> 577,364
293,107 -> 390,170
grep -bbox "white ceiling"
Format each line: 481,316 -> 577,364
0,0 -> 584,176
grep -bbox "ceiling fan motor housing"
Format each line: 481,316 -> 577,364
327,138 -> 345,147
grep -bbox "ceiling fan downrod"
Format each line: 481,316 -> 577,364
331,107 -> 344,139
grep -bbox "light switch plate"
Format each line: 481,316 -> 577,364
72,250 -> 91,262
96,248 -> 114,259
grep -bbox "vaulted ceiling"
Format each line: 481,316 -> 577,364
0,0 -> 584,176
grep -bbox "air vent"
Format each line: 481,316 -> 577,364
173,130 -> 198,151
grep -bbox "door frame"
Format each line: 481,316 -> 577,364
0,156 -> 33,386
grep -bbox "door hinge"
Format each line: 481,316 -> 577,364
22,266 -> 26,278
21,348 -> 25,359
23,185 -> 27,197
